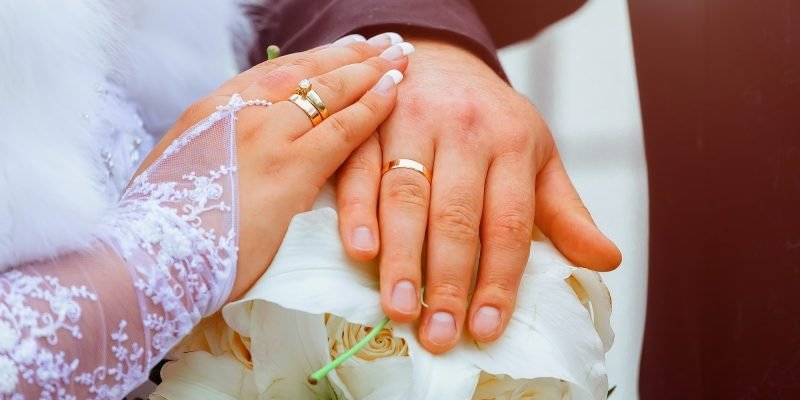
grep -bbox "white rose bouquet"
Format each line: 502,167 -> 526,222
150,187 -> 614,400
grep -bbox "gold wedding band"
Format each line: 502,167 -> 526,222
288,93 -> 322,126
293,79 -> 329,120
381,159 -> 432,183
305,89 -> 329,119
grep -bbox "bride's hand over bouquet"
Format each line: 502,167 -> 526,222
139,36 -> 411,301
0,34 -> 412,399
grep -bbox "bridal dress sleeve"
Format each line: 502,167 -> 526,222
0,95 -> 258,399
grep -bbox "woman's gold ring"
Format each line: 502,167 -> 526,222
293,79 -> 329,120
288,93 -> 323,127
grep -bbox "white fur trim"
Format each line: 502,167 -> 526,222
0,0 -> 117,269
0,0 -> 254,269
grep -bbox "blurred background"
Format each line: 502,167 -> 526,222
501,0 -> 800,398
499,1 -> 647,398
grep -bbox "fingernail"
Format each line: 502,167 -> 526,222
426,312 -> 457,345
372,70 -> 404,95
331,34 -> 367,47
351,226 -> 374,251
366,32 -> 403,48
391,280 -> 418,313
471,306 -> 501,339
379,42 -> 415,61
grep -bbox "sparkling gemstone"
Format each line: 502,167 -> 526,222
299,79 -> 311,89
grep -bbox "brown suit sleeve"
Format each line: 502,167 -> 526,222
249,0 -> 586,78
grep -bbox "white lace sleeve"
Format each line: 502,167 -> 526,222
0,95 -> 266,399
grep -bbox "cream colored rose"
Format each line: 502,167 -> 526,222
325,314 -> 408,363
472,373 -> 568,400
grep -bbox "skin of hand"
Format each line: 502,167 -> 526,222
335,36 -> 623,353
134,34 -> 411,301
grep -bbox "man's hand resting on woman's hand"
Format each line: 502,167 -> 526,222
334,36 -> 623,353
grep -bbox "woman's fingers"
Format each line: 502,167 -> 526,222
218,32 -> 402,97
293,70 -> 404,183
336,134 -> 382,261
251,42 -> 413,139
467,153 -> 534,342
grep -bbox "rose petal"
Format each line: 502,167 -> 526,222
152,351 -> 258,399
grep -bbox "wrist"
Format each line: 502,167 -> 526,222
394,35 -> 508,94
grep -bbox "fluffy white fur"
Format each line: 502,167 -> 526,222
0,0 -> 254,269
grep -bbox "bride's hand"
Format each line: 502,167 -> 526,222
137,34 -> 411,300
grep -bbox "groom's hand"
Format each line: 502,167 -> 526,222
335,36 -> 622,353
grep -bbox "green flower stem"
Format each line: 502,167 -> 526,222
267,45 -> 281,60
308,316 -> 391,385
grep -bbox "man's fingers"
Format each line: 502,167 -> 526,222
293,70 -> 403,183
377,133 -> 435,324
468,154 -> 534,342
419,146 -> 488,353
336,134 -> 382,261
535,150 -> 622,271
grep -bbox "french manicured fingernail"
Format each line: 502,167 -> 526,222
372,70 -> 404,95
351,226 -> 374,251
366,32 -> 403,48
471,306 -> 501,338
379,42 -> 415,61
391,280 -> 418,313
426,312 -> 457,345
331,34 -> 366,47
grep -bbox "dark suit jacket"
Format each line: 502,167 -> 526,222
251,1 -> 800,398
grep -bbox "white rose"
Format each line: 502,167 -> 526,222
472,373 -> 568,400
325,314 -> 408,363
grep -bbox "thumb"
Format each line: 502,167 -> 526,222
534,149 -> 622,271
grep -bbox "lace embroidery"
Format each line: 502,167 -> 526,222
0,271 -> 97,399
0,95 -> 268,399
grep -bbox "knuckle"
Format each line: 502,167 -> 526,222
386,178 -> 429,209
338,192 -> 369,215
362,58 -> 388,75
486,211 -> 532,250
428,280 -> 468,304
347,42 -> 376,59
357,96 -> 383,116
554,196 -> 588,216
501,126 -> 533,153
438,95 -> 480,128
315,73 -> 346,95
290,55 -> 323,72
480,276 -> 519,301
255,68 -> 293,91
326,115 -> 357,144
452,101 -> 480,127
434,199 -> 480,242
252,59 -> 280,73
342,153 -> 373,175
